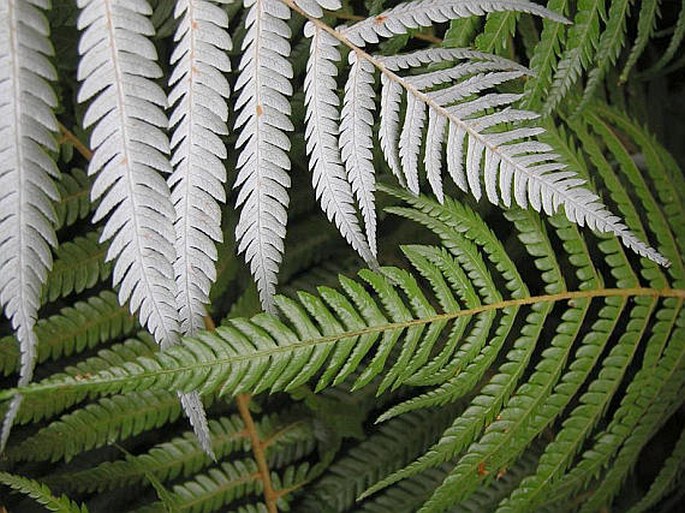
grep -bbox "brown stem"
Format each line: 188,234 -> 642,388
58,122 -> 93,161
203,315 -> 278,513
236,393 -> 279,513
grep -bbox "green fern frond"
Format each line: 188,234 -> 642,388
544,0 -> 605,115
0,291 -> 136,378
475,12 -> 519,56
0,472 -> 87,513
627,425 -> 685,513
641,0 -> 685,76
576,0 -> 633,112
620,0 -> 660,82
7,390 -> 185,462
523,0 -> 569,111
53,168 -> 92,230
50,413 -> 314,493
42,231 -> 110,303
133,458 -> 262,513
300,407 -> 457,513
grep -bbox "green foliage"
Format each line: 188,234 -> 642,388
2,1 -> 685,513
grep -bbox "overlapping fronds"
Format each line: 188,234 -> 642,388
3,102 -> 681,512
75,0 -> 213,453
0,0 -> 60,449
0,290 -> 136,378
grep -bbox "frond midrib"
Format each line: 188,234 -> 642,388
5,286 -> 684,400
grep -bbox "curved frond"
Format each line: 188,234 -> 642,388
0,0 -> 60,449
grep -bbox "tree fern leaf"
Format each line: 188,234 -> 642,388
234,0 -> 294,313
340,55 -> 378,255
133,458 -> 262,513
544,0 -> 604,115
626,425 -> 685,513
0,291 -> 136,378
575,313 -> 685,513
543,310 -> 685,508
0,0 -> 60,450
42,231 -> 110,303
168,0 -> 232,335
12,334 -> 156,425
76,0 -> 214,456
304,25 -> 375,265
7,390 -> 185,462
0,472 -> 88,513
53,168 -> 92,229
341,0 -> 568,47
577,0 -> 633,113
620,0 -> 660,82
475,11 -> 519,55
301,408 -> 457,513
76,0 -> 180,348
523,0 -> 569,111
642,0 -> 685,76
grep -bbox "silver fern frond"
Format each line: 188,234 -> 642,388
168,0 -> 232,335
234,0 -> 294,313
371,49 -> 668,266
77,0 -> 179,347
76,0 -> 213,455
0,0 -> 59,450
304,24 -> 376,266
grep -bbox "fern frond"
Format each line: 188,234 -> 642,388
304,24 -> 376,268
0,472 -> 88,513
642,0 -> 685,76
577,0 -> 633,112
134,458 -> 262,513
53,168 -> 92,229
234,0 -> 294,313
168,0 -> 231,335
301,407 -> 457,513
13,334 -> 156,425
334,36 -> 667,267
0,0 -> 60,449
7,390 -> 184,462
620,0 -> 660,82
544,0 -> 604,115
50,415 -> 251,492
76,0 -> 179,347
0,290 -> 136,378
626,425 -> 685,513
76,0 -> 216,454
522,0 -> 568,110
341,0 -> 567,46
42,231 -> 110,303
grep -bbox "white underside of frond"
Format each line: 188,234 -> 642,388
234,0 -> 294,313
168,0 -> 231,336
341,55 -> 378,257
167,0 -> 234,459
373,49 -> 668,266
342,0 -> 568,46
304,24 -> 376,267
0,0 -> 59,450
77,0 -> 182,348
